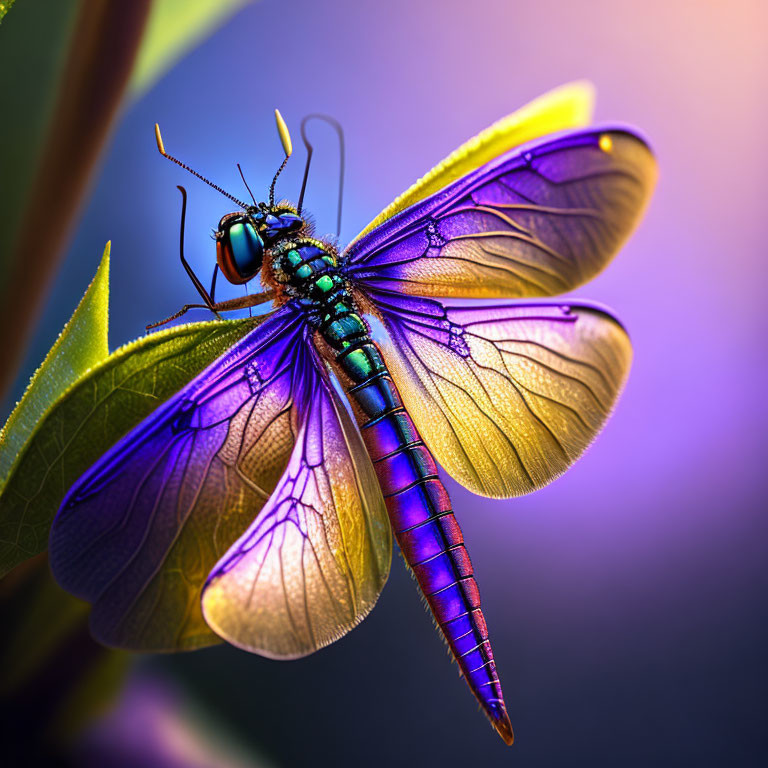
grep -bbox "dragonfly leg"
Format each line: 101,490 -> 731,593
175,185 -> 219,316
146,290 -> 275,330
209,263 -> 219,304
148,188 -> 276,331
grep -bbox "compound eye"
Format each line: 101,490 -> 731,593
216,217 -> 264,284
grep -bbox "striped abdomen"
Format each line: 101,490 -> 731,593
281,240 -> 513,741
328,329 -> 514,744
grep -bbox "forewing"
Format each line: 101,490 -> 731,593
49,306 -> 307,651
344,128 -> 656,299
369,291 -> 632,498
201,363 -> 392,659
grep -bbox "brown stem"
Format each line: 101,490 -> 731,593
0,0 -> 153,400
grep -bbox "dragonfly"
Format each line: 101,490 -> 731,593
48,82 -> 656,744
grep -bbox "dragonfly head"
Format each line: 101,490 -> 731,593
215,205 -> 304,284
213,109 -> 303,285
155,111 -> 303,285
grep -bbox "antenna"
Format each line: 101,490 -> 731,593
154,123 -> 249,209
269,109 -> 292,207
237,163 -> 257,205
297,114 -> 345,237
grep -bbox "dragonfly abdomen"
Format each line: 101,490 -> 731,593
333,338 -> 514,744
279,238 -> 513,740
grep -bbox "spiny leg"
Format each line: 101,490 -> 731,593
146,290 -> 275,330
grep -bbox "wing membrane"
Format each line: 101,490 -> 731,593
49,307 -> 308,651
369,291 -> 632,498
202,366 -> 391,659
345,128 -> 656,299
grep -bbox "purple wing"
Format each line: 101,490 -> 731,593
365,289 -> 633,498
201,364 -> 391,659
49,305 -> 309,651
343,127 -> 656,298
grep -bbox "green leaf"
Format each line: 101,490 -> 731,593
0,243 -> 111,488
128,0 -> 252,98
0,311 -> 261,578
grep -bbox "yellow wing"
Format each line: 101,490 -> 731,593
348,81 -> 595,247
371,296 -> 632,498
345,128 -> 656,300
202,368 -> 392,658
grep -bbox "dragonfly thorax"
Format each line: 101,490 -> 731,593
268,238 -> 345,310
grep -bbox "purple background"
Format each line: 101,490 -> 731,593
8,0 -> 767,765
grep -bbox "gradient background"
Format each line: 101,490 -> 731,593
6,0 -> 767,765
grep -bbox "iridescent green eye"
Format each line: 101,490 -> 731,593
216,216 -> 265,284
228,222 -> 264,276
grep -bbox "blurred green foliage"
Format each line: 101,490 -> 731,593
0,0 -> 251,401
130,0 -> 252,97
0,0 -> 16,23
0,554 -> 91,697
0,1 -> 257,758
0,553 -> 132,757
0,0 -> 81,289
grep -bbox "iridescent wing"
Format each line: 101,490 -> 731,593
49,305 -> 391,653
344,127 -> 656,299
202,366 -> 391,659
367,291 -> 632,498
49,307 -> 303,650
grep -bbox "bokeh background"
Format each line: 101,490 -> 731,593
2,0 -> 767,765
